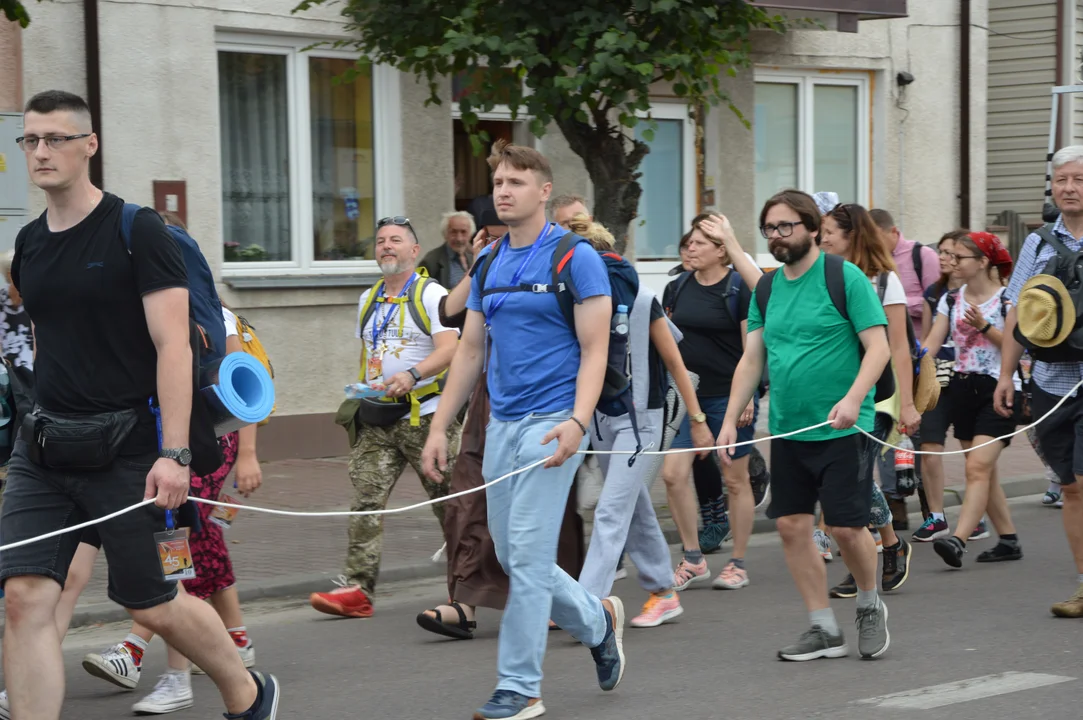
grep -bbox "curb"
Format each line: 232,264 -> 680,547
64,473 -> 1048,630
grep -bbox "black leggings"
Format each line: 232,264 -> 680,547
693,455 -> 724,504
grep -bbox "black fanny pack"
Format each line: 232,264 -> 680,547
355,397 -> 411,427
22,407 -> 139,471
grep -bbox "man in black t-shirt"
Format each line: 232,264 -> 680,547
1,91 -> 280,720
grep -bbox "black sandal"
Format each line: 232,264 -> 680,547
416,601 -> 476,640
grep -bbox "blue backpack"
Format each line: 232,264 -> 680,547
473,231 -> 645,464
120,205 -> 227,366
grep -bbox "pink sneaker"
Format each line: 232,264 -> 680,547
672,559 -> 710,591
711,561 -> 750,590
630,591 -> 684,628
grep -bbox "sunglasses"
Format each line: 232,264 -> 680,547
377,216 -> 413,230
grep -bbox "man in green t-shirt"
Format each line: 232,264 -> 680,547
718,189 -> 892,662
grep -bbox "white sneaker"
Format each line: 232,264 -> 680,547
191,643 -> 255,675
613,567 -> 628,581
82,643 -> 142,690
131,672 -> 194,714
0,689 -> 9,720
814,529 -> 833,562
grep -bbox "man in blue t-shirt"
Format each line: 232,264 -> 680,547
422,141 -> 625,720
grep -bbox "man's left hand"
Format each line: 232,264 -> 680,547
385,371 -> 417,398
144,457 -> 191,509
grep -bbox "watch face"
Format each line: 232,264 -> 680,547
178,448 -> 193,465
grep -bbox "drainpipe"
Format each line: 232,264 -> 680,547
959,0 -> 971,229
84,0 -> 103,188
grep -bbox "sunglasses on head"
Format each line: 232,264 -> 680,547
377,216 -> 413,230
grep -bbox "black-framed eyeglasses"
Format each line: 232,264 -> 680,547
760,221 -> 804,239
15,134 -> 91,152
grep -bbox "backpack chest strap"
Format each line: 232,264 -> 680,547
479,281 -> 567,298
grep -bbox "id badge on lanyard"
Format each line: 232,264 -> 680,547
368,275 -> 416,384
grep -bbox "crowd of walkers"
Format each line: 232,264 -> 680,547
4,88 -> 1083,720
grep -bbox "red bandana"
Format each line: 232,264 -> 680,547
968,231 -> 1013,277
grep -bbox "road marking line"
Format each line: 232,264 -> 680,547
856,672 -> 1074,710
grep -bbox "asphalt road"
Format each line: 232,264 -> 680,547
18,495 -> 1083,720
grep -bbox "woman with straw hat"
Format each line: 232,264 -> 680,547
922,231 -> 1024,569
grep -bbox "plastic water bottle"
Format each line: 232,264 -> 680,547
610,304 -> 630,374
894,434 -> 917,497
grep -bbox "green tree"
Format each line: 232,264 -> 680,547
294,0 -> 785,254
2,0 -> 38,27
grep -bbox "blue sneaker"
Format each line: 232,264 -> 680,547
589,596 -> 626,691
698,521 -> 730,554
223,671 -> 280,719
472,690 -> 545,720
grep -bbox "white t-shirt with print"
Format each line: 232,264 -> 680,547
355,279 -> 454,416
936,286 -> 1021,389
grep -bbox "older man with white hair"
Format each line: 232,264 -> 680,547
419,211 -> 476,288
996,145 -> 1083,618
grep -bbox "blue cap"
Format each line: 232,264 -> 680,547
617,304 -> 628,313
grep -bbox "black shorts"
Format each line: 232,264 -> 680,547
766,433 -> 872,528
947,373 -> 1018,445
1031,384 -> 1083,486
0,439 -> 178,609
920,381 -> 952,446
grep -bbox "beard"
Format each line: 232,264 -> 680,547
378,257 -> 409,275
769,235 -> 814,265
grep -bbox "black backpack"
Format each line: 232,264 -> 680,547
755,253 -> 895,402
1012,224 -> 1083,362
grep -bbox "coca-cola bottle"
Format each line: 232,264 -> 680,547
894,434 -> 918,497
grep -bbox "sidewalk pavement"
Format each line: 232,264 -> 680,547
6,409 -> 1051,629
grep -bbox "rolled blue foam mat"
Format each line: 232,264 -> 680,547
200,352 -> 275,436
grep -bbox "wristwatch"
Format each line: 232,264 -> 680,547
979,323 -> 992,334
407,367 -> 423,383
161,447 -> 193,467
690,412 -> 707,424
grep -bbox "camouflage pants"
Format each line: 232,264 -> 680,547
344,414 -> 461,594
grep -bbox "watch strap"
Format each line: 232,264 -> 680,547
408,366 -> 423,382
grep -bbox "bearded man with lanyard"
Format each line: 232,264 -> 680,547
308,216 -> 461,620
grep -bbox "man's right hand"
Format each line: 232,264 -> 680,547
422,431 -> 449,483
716,422 -> 739,466
993,376 -> 1015,418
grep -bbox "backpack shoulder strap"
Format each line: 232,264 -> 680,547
945,288 -> 958,327
823,253 -> 850,321
998,286 -> 1010,320
408,276 -> 434,336
469,242 -> 503,291
721,270 -> 741,326
357,279 -> 387,337
666,271 -> 694,315
120,203 -> 142,253
754,270 -> 777,324
876,272 -> 889,303
911,243 -> 923,282
552,233 -> 587,330
1035,223 -> 1075,259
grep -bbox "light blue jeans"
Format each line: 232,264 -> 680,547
484,410 -> 608,698
579,409 -> 672,598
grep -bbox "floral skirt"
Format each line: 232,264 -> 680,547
181,432 -> 239,599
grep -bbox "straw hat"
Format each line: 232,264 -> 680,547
1017,274 -> 1075,348
913,352 -> 941,414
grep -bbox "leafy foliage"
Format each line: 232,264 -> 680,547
1,0 -> 35,27
295,0 -> 786,251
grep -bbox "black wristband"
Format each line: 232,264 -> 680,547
570,416 -> 588,436
979,323 -> 992,334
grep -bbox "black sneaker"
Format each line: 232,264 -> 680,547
881,538 -> 911,592
223,671 -> 280,720
976,540 -> 1023,563
749,448 -> 770,509
933,536 -> 966,568
829,573 -> 857,598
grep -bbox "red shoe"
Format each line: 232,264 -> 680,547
309,575 -> 374,618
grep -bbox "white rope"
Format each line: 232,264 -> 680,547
0,378 -> 1073,553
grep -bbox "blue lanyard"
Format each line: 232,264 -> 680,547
483,223 -> 554,327
371,273 -> 417,352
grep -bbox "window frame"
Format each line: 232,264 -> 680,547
216,33 -> 402,277
753,68 -> 871,208
629,102 -> 697,270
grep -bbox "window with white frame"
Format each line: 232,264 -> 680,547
629,104 -> 696,260
754,70 -> 870,220
217,35 -> 401,272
